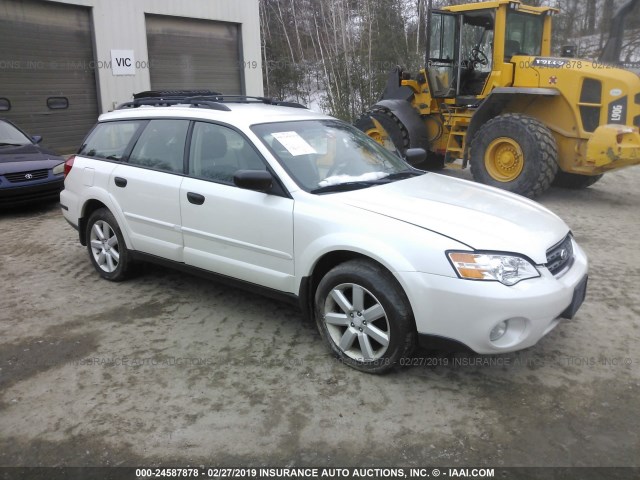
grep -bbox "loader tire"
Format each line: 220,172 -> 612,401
469,114 -> 558,198
355,107 -> 410,155
355,107 -> 442,169
552,171 -> 603,189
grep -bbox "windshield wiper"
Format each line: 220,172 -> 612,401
385,170 -> 424,180
311,180 -> 390,194
0,142 -> 25,147
311,170 -> 424,194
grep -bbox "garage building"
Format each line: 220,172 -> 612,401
0,0 -> 263,153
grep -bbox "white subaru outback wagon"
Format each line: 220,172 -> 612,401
61,92 -> 588,373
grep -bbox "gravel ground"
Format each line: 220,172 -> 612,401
0,168 -> 638,470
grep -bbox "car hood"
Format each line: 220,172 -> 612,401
0,145 -> 64,173
335,173 -> 569,264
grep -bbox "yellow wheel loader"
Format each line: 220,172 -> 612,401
355,0 -> 640,197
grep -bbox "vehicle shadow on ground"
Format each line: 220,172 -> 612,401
0,200 -> 60,218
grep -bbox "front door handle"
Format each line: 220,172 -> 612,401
187,192 -> 205,205
114,177 -> 127,188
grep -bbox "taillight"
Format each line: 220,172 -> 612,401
64,155 -> 75,178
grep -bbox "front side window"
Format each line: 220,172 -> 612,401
78,120 -> 144,161
128,119 -> 189,173
505,11 -> 543,59
252,120 -> 416,193
189,122 -> 266,184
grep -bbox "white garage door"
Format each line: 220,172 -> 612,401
0,0 -> 100,154
145,14 -> 243,95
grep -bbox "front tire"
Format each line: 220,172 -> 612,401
314,259 -> 416,373
86,208 -> 131,281
470,113 -> 558,197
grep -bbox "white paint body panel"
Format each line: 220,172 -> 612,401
180,177 -> 295,291
108,164 -> 184,262
335,174 -> 568,264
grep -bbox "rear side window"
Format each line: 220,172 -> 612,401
128,119 -> 189,173
78,121 -> 144,161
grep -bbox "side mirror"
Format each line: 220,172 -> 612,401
32,135 -> 43,144
233,170 -> 273,192
404,148 -> 427,166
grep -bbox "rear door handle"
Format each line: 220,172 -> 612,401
114,177 -> 127,188
187,192 -> 205,205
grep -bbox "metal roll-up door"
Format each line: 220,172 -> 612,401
0,0 -> 99,154
145,14 -> 243,95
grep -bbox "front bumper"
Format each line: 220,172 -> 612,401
399,239 -> 589,354
585,124 -> 640,173
0,177 -> 64,207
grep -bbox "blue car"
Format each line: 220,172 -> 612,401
0,119 -> 65,206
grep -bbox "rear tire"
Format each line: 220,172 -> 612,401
86,208 -> 131,281
552,171 -> 603,189
314,259 -> 416,373
470,113 -> 558,198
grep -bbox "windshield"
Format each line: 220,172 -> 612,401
0,120 -> 32,146
251,120 -> 418,193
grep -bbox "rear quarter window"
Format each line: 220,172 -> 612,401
78,120 -> 145,161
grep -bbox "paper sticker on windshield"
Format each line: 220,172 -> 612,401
272,131 -> 317,156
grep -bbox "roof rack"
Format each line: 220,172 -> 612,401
116,91 -> 308,111
132,90 -> 222,99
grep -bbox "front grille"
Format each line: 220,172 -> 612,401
4,169 -> 49,183
546,235 -> 574,276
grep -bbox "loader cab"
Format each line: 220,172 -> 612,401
427,1 -> 554,101
427,9 -> 495,100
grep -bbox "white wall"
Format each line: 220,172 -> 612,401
43,0 -> 263,113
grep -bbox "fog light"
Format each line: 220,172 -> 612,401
490,321 -> 508,341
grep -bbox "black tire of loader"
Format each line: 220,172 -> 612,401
469,113 -> 558,198
354,108 -> 410,154
354,108 -> 444,170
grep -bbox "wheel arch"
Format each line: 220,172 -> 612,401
299,248 -> 416,328
78,193 -> 133,249
79,199 -> 108,246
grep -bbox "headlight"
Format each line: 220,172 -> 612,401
447,251 -> 540,286
52,163 -> 64,175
